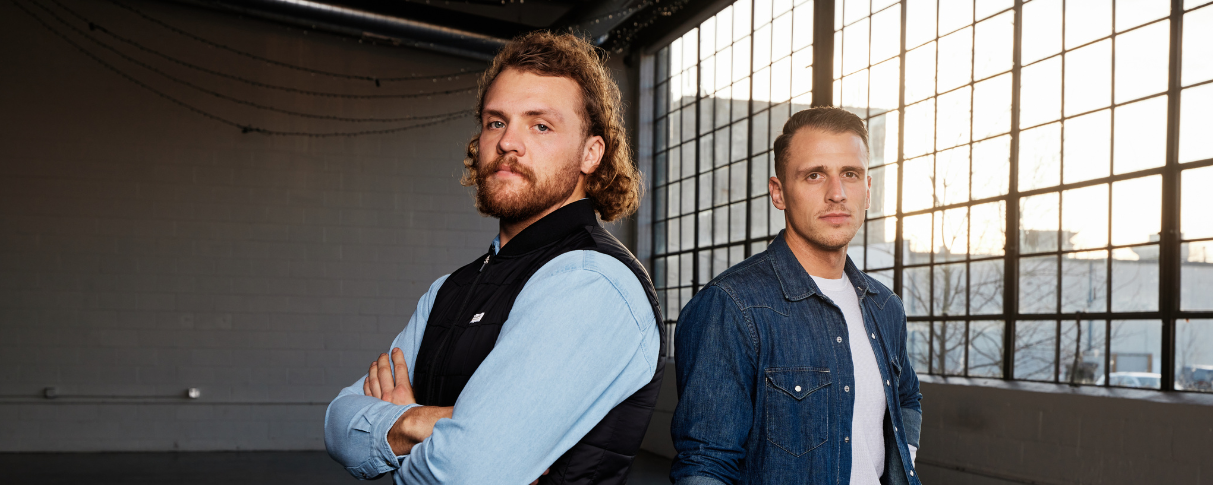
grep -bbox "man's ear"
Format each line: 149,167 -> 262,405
769,176 -> 786,211
581,135 -> 605,175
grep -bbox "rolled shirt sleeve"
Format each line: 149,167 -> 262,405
325,251 -> 660,484
324,275 -> 447,479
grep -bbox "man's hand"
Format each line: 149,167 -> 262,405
364,348 -> 415,406
362,348 -> 453,455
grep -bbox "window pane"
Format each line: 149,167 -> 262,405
1111,175 -> 1161,246
934,264 -> 967,315
1059,319 -> 1107,385
1182,5 -> 1213,87
903,266 -> 932,316
1108,320 -> 1162,389
792,49 -> 813,97
975,12 -> 1014,79
751,196 -> 770,239
1061,250 -> 1109,313
973,73 -> 1012,139
1065,0 -> 1112,49
905,0 -> 938,49
871,5 -> 902,63
1019,122 -> 1062,191
870,269 -> 894,290
868,218 -> 897,269
938,27 -> 974,93
1179,83 -> 1213,164
1111,246 -> 1159,312
969,320 -> 1005,377
939,0 -> 974,34
1181,242 -> 1213,311
730,202 -> 747,242
936,147 -> 970,206
713,207 -> 728,245
1022,0 -> 1062,64
976,0 -> 1013,20
972,135 -> 1011,198
971,201 -> 1006,257
1020,256 -> 1059,313
1062,109 -> 1112,184
971,259 -> 1004,314
754,23 -> 773,70
841,70 -> 869,117
1021,192 -> 1060,253
1115,21 -> 1170,103
937,207 -> 969,261
1064,39 -> 1112,116
903,155 -> 935,212
1182,166 -> 1213,239
904,100 -> 936,159
849,222 -> 866,268
1114,96 -> 1169,174
842,18 -> 870,76
934,321 -> 967,375
1117,0 -> 1168,32
1020,57 -> 1062,128
904,213 -> 933,266
870,59 -> 900,115
792,4 -> 812,50
937,88 -> 973,151
1176,319 -> 1213,392
869,164 -> 898,218
1015,320 -> 1059,381
908,321 -> 932,372
1061,184 -> 1109,250
905,42 -> 937,104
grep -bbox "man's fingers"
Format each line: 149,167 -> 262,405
391,348 -> 410,389
376,352 -> 395,395
362,372 -> 372,396
367,361 -> 382,398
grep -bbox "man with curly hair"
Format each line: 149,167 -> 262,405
324,32 -> 665,485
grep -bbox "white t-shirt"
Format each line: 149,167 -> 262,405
812,274 -> 887,485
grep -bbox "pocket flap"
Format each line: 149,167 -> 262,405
351,414 -> 374,433
766,367 -> 830,400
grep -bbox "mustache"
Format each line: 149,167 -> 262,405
479,153 -> 534,183
816,205 -> 853,216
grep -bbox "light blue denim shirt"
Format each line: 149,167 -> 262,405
324,237 -> 661,484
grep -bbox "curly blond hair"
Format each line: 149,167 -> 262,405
461,31 -> 640,222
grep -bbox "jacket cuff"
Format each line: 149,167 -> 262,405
900,408 -> 922,449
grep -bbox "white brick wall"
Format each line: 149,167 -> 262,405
0,0 -> 496,451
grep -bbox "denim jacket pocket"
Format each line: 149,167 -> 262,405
764,367 -> 830,457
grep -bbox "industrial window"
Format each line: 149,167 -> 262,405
644,0 -> 1213,394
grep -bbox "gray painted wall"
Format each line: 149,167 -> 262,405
0,0 -> 492,451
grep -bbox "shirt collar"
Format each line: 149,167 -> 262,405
767,230 -> 878,301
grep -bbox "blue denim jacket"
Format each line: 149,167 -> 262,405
670,231 -> 923,485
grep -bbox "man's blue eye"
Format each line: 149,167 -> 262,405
489,121 -> 504,129
536,124 -> 549,132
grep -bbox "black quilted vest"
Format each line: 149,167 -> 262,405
411,199 -> 666,485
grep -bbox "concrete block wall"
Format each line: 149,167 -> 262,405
0,0 -> 494,451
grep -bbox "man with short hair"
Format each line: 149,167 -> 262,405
669,107 -> 922,485
324,32 -> 664,484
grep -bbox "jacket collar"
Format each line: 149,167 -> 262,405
767,230 -> 879,301
495,199 -> 598,257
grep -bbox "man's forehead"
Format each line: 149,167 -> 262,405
787,128 -> 869,168
483,70 -> 581,113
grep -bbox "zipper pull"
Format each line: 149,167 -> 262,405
479,254 -> 491,272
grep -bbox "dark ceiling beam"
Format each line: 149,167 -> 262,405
177,0 -> 513,60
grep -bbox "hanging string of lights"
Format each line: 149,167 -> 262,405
108,0 -> 486,84
46,0 -> 479,99
28,0 -> 474,124
573,0 -> 659,28
11,0 -> 474,137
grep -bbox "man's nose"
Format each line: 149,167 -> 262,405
496,123 -> 525,157
827,175 -> 847,203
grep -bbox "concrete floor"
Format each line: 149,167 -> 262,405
0,450 -> 673,484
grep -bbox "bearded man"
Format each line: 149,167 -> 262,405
324,32 -> 664,484
670,108 -> 922,485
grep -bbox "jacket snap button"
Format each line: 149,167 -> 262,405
794,385 -> 802,392
871,333 -> 876,339
836,336 -> 842,343
844,385 -> 850,392
844,436 -> 850,443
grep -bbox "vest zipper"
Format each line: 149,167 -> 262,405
423,252 -> 491,403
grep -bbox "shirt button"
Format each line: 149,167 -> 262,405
844,436 -> 850,443
836,336 -> 842,343
844,385 -> 850,392
894,426 -> 898,432
870,333 -> 876,339
886,380 -> 891,386
794,385 -> 802,392
910,471 -> 915,477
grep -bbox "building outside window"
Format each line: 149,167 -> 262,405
643,0 -> 1213,393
